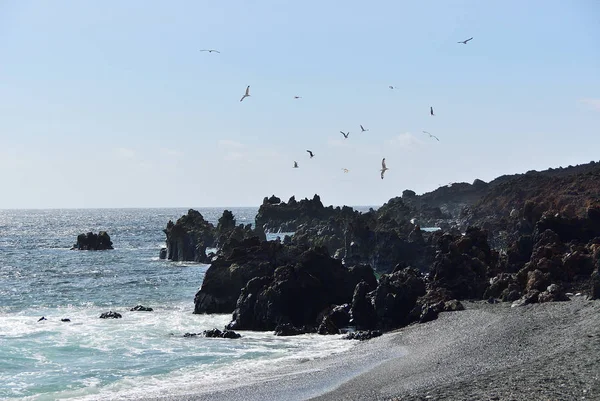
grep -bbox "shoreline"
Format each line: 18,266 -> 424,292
149,297 -> 599,401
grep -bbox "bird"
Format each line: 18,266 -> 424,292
342,168 -> 349,173
200,49 -> 221,53
389,85 -> 395,90
240,86 -> 250,102
422,131 -> 440,141
430,106 -> 435,116
294,96 -> 302,99
306,150 -> 314,158
340,131 -> 349,139
360,125 -> 369,132
293,161 -> 299,168
457,37 -> 473,44
380,158 -> 389,179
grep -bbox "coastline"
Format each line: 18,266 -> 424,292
149,297 -> 599,401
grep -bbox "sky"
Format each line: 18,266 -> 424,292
0,1 -> 599,209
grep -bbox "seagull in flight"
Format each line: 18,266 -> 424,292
430,106 -> 435,116
457,37 -> 473,44
422,131 -> 440,141
340,131 -> 349,139
240,86 -> 250,102
293,161 -> 299,168
380,158 -> 389,179
342,168 -> 349,173
360,125 -> 369,132
294,96 -> 302,99
200,49 -> 221,53
389,85 -> 395,90
306,150 -> 314,158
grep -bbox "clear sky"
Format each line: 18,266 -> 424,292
0,1 -> 598,208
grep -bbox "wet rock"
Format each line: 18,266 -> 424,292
60,318 -> 71,322
317,304 -> 351,335
162,210 -> 214,262
159,248 -> 167,259
350,281 -> 377,330
343,330 -> 382,341
38,316 -> 46,322
130,305 -> 153,312
203,328 -> 241,339
273,323 -> 312,336
99,311 -> 122,319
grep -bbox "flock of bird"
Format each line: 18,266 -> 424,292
202,37 -> 474,180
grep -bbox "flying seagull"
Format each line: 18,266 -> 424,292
380,158 -> 389,179
422,131 -> 440,141
200,49 -> 221,53
457,37 -> 473,44
340,131 -> 349,139
293,161 -> 299,168
430,106 -> 435,116
360,125 -> 369,132
306,150 -> 314,158
342,168 -> 349,173
389,85 -> 395,90
240,86 -> 250,102
294,96 -> 302,99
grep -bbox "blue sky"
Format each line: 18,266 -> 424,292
0,1 -> 598,208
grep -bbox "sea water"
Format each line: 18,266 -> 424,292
0,208 -> 359,400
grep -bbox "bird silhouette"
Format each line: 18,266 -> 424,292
389,85 -> 395,90
360,125 -> 369,132
294,96 -> 302,99
200,49 -> 221,53
240,86 -> 251,102
430,106 -> 435,116
340,131 -> 349,139
457,37 -> 473,44
380,158 -> 389,179
342,168 -> 349,173
306,150 -> 314,158
293,161 -> 298,168
422,131 -> 440,141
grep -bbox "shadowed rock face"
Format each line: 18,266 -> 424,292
72,231 -> 114,250
161,209 -> 265,263
225,246 -> 377,331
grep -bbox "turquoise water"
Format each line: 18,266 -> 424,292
0,209 -> 355,400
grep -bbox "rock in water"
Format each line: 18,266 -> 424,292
343,330 -> 382,341
72,231 -> 114,250
99,311 -> 122,319
202,328 -> 241,339
130,305 -> 153,312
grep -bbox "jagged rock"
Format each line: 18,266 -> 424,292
99,311 -> 122,319
350,281 -> 377,330
183,332 -> 198,338
317,304 -> 351,335
255,194 -> 337,232
203,328 -> 241,339
130,305 -> 153,312
60,318 -> 71,322
273,323 -> 313,336
443,299 -> 465,311
343,330 -> 382,341
162,210 -> 215,262
538,283 -> 568,303
226,246 -> 375,331
72,231 -> 114,250
511,290 -> 540,307
371,267 -> 427,330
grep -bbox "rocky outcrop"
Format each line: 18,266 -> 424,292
130,305 -> 153,312
194,238 -> 310,314
72,231 -> 114,250
160,209 -> 265,262
255,194 -> 356,233
225,246 -> 377,331
162,209 -> 215,262
99,311 -> 122,319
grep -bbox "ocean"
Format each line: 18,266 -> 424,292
0,208 -> 359,400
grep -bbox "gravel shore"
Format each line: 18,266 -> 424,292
153,297 -> 599,401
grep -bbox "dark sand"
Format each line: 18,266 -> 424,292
154,297 -> 599,401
